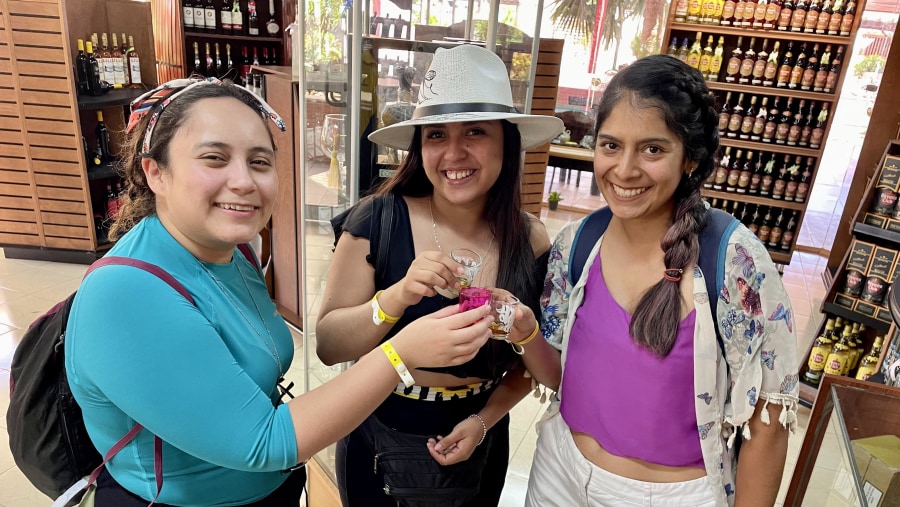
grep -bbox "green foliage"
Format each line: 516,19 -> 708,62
510,53 -> 533,80
548,191 -> 564,202
854,54 -> 886,78
630,32 -> 659,59
304,0 -> 343,65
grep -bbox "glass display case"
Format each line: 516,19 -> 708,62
294,0 -> 549,492
785,374 -> 900,506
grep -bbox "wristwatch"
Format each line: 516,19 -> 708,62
371,290 -> 400,326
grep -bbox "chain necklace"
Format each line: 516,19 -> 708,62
429,196 -> 494,257
200,259 -> 284,380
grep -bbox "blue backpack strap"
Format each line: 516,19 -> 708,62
568,207 -> 613,286
697,208 -> 740,345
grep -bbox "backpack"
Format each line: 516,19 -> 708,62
7,245 -> 257,502
567,206 -> 739,351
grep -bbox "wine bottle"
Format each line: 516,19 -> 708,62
100,33 -> 114,86
726,149 -> 743,192
788,42 -> 808,89
86,41 -> 102,96
824,46 -> 843,93
232,0 -> 243,35
718,91 -> 733,135
737,150 -> 754,193
813,45 -> 832,92
734,0 -> 748,25
762,96 -> 780,143
119,33 -> 130,86
739,95 -> 758,140
774,96 -> 794,144
742,0 -> 757,26
725,36 -> 743,83
768,209 -> 787,248
839,0 -> 855,35
220,0 -> 232,32
76,39 -> 90,95
795,157 -> 814,201
758,207 -> 775,243
809,102 -> 830,148
805,319 -> 836,385
763,40 -> 780,86
252,47 -> 261,66
248,0 -> 260,35
205,0 -> 217,32
110,34 -> 125,86
800,43 -> 820,90
777,0 -> 794,29
742,204 -> 758,228
721,0 -> 738,25
205,43 -> 214,77
215,43 -> 224,77
771,153 -> 791,199
776,41 -> 794,88
854,336 -> 884,381
791,0 -> 808,31
686,32 -> 703,69
764,0 -> 782,28
738,37 -> 756,84
749,155 -> 764,194
804,0 -> 821,32
96,111 -> 112,162
240,46 -> 251,84
787,99 -> 807,146
727,92 -> 746,138
815,0 -> 833,33
798,101 -> 816,146
687,0 -> 703,22
827,0 -> 843,34
713,147 -> 732,190
192,41 -> 202,75
184,0 -> 195,30
784,155 -> 802,200
751,39 -> 769,85
751,96 -> 769,141
748,206 -> 763,235
225,43 -> 234,77
709,36 -> 726,80
193,0 -> 206,30
699,35 -> 715,77
759,155 -> 777,196
780,210 -> 798,250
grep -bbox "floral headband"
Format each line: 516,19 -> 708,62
127,76 -> 286,155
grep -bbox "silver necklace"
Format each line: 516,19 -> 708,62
200,259 -> 284,379
429,197 -> 494,257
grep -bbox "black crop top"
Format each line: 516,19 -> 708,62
338,193 -> 548,380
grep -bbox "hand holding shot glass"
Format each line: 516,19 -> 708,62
458,287 -> 524,355
434,248 -> 483,299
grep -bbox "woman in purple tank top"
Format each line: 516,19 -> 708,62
526,55 -> 799,506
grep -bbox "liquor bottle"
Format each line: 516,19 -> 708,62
751,96 -> 769,141
232,0 -> 244,34
764,0 -> 782,28
262,47 -> 270,65
787,99 -> 807,145
839,0 -> 855,35
751,39 -> 769,85
721,0 -> 737,25
725,36 -> 743,83
85,41 -> 102,96
804,0 -> 821,32
100,33 -> 114,86
668,37 -> 680,56
753,0 -> 768,27
204,43 -> 214,77
709,36 -> 726,80
780,210 -> 798,250
193,0 -> 206,31
713,147 -> 732,190
759,155 -> 776,196
269,48 -> 278,66
824,327 -> 852,376
776,41 -> 794,88
834,317 -> 845,338
75,39 -> 89,95
686,32 -> 703,69
252,47 -> 261,66
784,155 -> 802,200
847,324 -> 864,373
809,102 -> 830,148
813,45 -> 832,91
105,184 -> 118,220
772,153 -> 791,199
184,0 -> 195,30
738,37 -> 756,84
248,0 -> 260,35
192,42 -> 202,75
788,43 -> 808,89
762,97 -> 780,143
240,46 -> 251,83
687,0 -> 702,22
775,97 -> 794,144
739,95 -> 757,140
768,208 -> 787,247
827,0 -> 843,34
855,336 -> 884,381
815,0 -> 833,33
734,0 -> 748,25
736,203 -> 750,223
824,46 -> 843,93
805,318 -> 836,385
677,38 -> 691,62
675,0 -> 689,21
795,158 -> 813,201
215,43 -> 224,77
799,102 -> 816,146
742,0 -> 757,26
737,150 -> 754,193
704,156 -> 718,188
220,0 -> 232,33
205,0 -> 217,32
96,111 -> 112,162
726,149 -> 743,192
110,34 -> 125,86
791,0 -> 808,31
777,0 -> 794,29
749,155 -> 764,194
757,206 -> 775,243
699,35 -> 714,77
800,43 -> 820,90
119,33 -> 130,85
718,91 -> 733,135
747,206 -> 763,235
225,43 -> 234,77
763,40 -> 781,86
727,92 -> 746,138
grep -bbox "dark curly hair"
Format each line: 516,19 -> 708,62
593,54 -> 719,357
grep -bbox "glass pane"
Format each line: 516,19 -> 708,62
802,409 -> 864,506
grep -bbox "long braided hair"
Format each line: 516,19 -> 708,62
594,55 -> 719,357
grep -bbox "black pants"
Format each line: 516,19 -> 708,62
94,467 -> 306,506
336,391 -> 510,507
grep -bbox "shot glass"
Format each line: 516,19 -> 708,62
459,287 -> 492,312
450,248 -> 483,290
490,292 -> 519,340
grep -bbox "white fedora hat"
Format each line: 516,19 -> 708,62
368,44 -> 564,151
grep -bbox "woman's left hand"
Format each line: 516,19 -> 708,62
491,288 -> 538,342
426,417 -> 484,465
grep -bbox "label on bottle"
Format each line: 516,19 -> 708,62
825,71 -> 838,92
777,65 -> 791,86
791,8 -> 806,29
816,12 -> 831,32
808,346 -> 829,371
769,226 -> 784,245
842,269 -> 864,296
740,116 -> 755,137
805,11 -> 820,31
775,123 -> 790,142
205,7 -> 216,29
763,62 -> 778,86
699,54 -> 712,73
796,182 -> 809,201
752,117 -> 766,139
750,173 -> 762,192
810,127 -> 825,148
112,58 -> 125,85
728,113 -> 743,134
103,59 -> 114,82
675,0 -> 689,20
727,169 -> 741,187
813,69 -> 828,91
828,12 -> 843,33
840,13 -> 854,34
687,53 -> 701,69
129,55 -> 142,84
738,171 -> 751,190
734,2 -> 746,21
773,179 -> 786,198
758,224 -> 772,242
765,2 -> 781,23
710,55 -> 723,78
752,60 -> 767,83
194,7 -> 206,28
233,12 -> 243,31
823,353 -> 846,375
780,229 -> 794,249
789,66 -> 803,87
787,125 -> 801,145
722,0 -> 736,23
870,187 -> 898,215
688,0 -> 702,20
718,112 -> 730,132
785,181 -> 798,200
801,68 -> 816,89
778,7 -> 793,28
221,9 -> 232,30
739,59 -> 754,81
714,166 -> 728,186
763,121 -> 777,141
725,57 -> 741,80
184,6 -> 195,27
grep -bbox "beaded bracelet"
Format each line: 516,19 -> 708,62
468,414 -> 487,446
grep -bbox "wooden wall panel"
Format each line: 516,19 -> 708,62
28,132 -> 79,149
36,186 -> 83,201
26,118 -> 77,135
43,224 -> 88,237
0,143 -> 26,157
41,211 -> 89,226
40,199 -> 88,214
1,182 -> 31,197
0,156 -> 28,170
34,173 -> 81,188
12,30 -> 63,47
0,73 -> 14,88
0,56 -> 10,73
0,115 -> 19,130
16,62 -> 68,79
44,236 -> 92,250
8,0 -> 60,16
14,46 -> 65,63
0,169 -> 28,184
0,102 -> 17,116
0,208 -> 35,222
30,146 -> 79,163
0,221 -> 38,235
23,104 -> 74,121
0,129 -> 22,144
19,76 -> 68,92
0,232 -> 41,246
31,159 -> 82,176
21,92 -> 70,108
0,195 -> 35,208
8,16 -> 62,34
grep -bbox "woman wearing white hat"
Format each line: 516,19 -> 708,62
316,44 -> 564,506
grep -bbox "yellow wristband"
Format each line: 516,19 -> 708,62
372,290 -> 401,324
380,341 -> 415,387
514,322 -> 541,347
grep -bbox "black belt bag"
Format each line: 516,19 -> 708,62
365,414 -> 491,507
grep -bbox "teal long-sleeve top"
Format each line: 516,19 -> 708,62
65,215 -> 298,506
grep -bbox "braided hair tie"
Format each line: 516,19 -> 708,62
663,269 -> 684,282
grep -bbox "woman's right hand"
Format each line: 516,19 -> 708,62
394,251 -> 462,307
391,304 -> 492,369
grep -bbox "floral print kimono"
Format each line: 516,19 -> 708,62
539,217 -> 800,506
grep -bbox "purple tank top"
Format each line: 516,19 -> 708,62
560,256 -> 704,469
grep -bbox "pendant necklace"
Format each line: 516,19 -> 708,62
429,196 -> 494,258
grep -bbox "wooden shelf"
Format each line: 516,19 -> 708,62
669,22 -> 853,44
822,301 -> 892,333
769,249 -> 792,264
702,189 -> 805,210
798,380 -> 818,407
183,31 -> 282,43
706,81 -> 837,102
719,137 -> 821,157
853,222 -> 900,246
77,87 -> 148,110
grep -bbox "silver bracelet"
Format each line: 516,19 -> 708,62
468,414 -> 487,446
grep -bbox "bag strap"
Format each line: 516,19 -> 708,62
567,207 -> 612,287
376,193 -> 395,280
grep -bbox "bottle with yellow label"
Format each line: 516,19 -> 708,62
698,35 -> 715,76
825,326 -> 852,376
805,318 -> 835,385
855,336 -> 884,381
686,32 -> 703,68
688,0 -> 704,22
709,36 -> 725,81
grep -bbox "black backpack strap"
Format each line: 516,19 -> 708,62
568,207 -> 613,286
88,256 -> 194,305
376,192 -> 395,281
